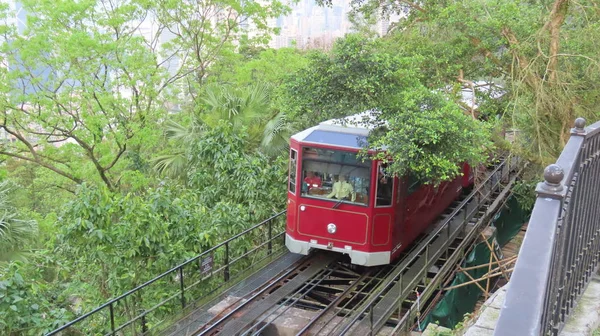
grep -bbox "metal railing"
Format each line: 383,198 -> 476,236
495,118 -> 600,336
46,211 -> 287,336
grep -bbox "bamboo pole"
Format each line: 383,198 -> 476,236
443,267 -> 515,291
480,232 -> 511,281
457,266 -> 488,294
485,238 -> 495,300
457,255 -> 518,272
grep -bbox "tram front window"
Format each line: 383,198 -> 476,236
301,147 -> 371,206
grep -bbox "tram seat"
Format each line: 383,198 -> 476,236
354,193 -> 368,204
308,188 -> 329,196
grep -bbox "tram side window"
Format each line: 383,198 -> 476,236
289,149 -> 298,194
376,163 -> 393,207
407,172 -> 421,196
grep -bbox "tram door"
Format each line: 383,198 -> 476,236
372,162 -> 395,249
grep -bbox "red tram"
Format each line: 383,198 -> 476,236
285,112 -> 473,266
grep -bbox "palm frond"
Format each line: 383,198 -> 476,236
0,181 -> 38,263
260,112 -> 296,156
164,120 -> 191,141
151,152 -> 187,179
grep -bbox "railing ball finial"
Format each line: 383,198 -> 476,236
542,164 -> 564,192
573,117 -> 586,133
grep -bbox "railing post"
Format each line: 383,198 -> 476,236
224,242 -> 230,281
141,312 -> 148,334
109,302 -> 115,336
179,267 -> 185,309
369,305 -> 374,336
268,219 -> 273,255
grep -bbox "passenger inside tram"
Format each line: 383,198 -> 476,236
304,171 -> 322,190
327,175 -> 355,202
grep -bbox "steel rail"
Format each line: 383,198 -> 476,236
304,264 -> 397,336
302,193 -> 472,336
194,254 -> 316,336
295,274 -> 369,336
244,262 -> 345,335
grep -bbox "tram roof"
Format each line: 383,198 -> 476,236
291,110 -> 382,150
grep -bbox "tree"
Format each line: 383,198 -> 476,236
153,81 -> 271,178
0,0 -> 290,192
149,0 -> 290,102
208,48 -> 311,88
319,0 -> 600,166
282,34 -> 493,182
202,82 -> 271,133
205,47 -> 312,155
260,111 -> 298,157
0,0 -> 167,191
53,124 -> 286,332
0,256 -> 74,336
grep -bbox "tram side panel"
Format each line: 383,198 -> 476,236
390,165 -> 472,262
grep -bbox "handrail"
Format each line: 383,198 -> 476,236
496,118 -> 600,335
46,210 -> 287,335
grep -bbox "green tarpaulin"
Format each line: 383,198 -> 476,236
419,195 -> 531,331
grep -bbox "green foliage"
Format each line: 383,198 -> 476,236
453,312 -> 474,333
204,48 -> 310,156
260,111 -> 299,157
511,178 -> 538,213
201,82 -> 272,146
57,184 -> 213,296
209,48 -> 310,88
184,122 -> 287,218
0,0 -> 289,192
371,88 -> 494,183
284,34 -> 413,120
0,181 -> 38,263
46,124 -> 287,331
4,160 -> 74,214
150,0 -> 290,101
0,255 -> 73,336
331,0 -> 600,167
0,0 -> 165,190
283,34 -> 493,182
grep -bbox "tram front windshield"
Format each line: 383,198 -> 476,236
301,146 -> 371,206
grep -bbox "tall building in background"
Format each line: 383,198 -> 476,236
259,0 -> 402,50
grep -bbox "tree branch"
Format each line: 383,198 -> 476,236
542,0 -> 569,83
0,150 -> 83,184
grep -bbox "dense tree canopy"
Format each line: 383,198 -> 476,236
282,35 -> 494,182
319,0 -> 600,166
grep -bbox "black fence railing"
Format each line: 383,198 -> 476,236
495,118 -> 600,335
46,211 -> 287,336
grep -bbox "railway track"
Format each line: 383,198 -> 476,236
194,252 -> 338,335
169,158 -> 521,336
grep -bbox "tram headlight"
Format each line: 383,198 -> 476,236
327,223 -> 337,234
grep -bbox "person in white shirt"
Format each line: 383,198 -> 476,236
327,175 -> 355,202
